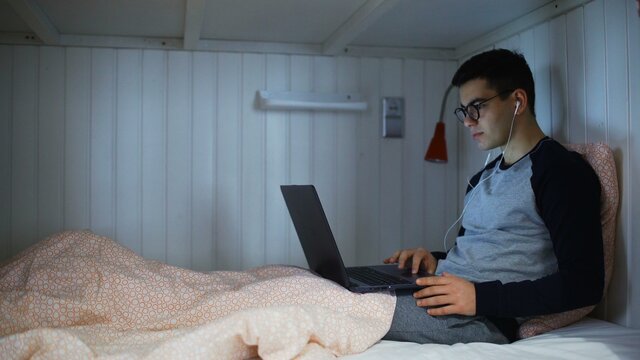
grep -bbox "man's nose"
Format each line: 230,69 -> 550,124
463,117 -> 476,127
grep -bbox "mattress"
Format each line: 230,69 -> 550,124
343,317 -> 640,360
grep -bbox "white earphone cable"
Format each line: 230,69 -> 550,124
442,101 -> 520,251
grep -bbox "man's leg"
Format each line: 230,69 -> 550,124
383,290 -> 509,345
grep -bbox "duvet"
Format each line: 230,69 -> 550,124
0,230 -> 396,359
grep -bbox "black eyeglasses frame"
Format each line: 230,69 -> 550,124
453,89 -> 515,123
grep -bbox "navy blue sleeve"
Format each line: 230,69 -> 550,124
475,142 -> 604,317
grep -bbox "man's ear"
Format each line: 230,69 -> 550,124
512,89 -> 528,115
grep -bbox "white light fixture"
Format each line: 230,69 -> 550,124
257,90 -> 368,112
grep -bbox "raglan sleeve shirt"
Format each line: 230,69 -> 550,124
473,142 -> 605,318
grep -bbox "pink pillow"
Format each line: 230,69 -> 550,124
517,143 -> 619,339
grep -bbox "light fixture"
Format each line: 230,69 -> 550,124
424,84 -> 453,163
256,90 -> 368,112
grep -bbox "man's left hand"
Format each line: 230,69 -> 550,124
413,272 -> 476,316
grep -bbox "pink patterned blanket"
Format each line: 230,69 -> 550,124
0,231 -> 395,359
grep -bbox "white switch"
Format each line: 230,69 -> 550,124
382,97 -> 404,138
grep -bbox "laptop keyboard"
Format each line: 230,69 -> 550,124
347,266 -> 412,285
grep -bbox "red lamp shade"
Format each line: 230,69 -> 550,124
424,121 -> 448,162
424,84 -> 453,163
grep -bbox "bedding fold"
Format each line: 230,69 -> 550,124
0,230 -> 395,359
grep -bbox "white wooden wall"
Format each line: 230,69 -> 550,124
0,46 -> 457,273
457,0 -> 639,329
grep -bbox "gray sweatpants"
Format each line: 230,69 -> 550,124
383,290 -> 509,345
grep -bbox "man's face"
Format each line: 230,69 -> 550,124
458,78 -> 515,151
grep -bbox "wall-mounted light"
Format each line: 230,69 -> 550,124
424,84 -> 453,163
257,90 -> 368,112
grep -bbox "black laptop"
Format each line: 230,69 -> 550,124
281,185 -> 430,292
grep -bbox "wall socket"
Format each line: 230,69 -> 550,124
381,97 -> 404,138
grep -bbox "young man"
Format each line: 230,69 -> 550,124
382,49 -> 604,344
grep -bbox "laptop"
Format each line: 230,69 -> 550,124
281,184 -> 430,292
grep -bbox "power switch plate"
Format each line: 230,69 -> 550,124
381,97 -> 404,138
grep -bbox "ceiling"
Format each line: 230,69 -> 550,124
1,0 -> 567,59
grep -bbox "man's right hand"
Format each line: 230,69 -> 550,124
383,247 -> 438,275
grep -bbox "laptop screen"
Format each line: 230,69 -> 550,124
280,185 -> 350,287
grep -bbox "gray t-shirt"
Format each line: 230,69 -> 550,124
436,141 -> 557,283
436,137 -> 604,318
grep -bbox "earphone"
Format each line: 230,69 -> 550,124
441,97 -> 521,251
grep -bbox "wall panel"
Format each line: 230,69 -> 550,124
115,49 -> 142,254
64,48 -> 91,231
191,52 -> 217,271
0,46 -> 11,262
566,7 -> 586,144
584,0 -> 607,144
533,22 -> 552,134
11,46 -> 38,253
91,48 -> 116,240
335,56 -> 359,265
141,49 -> 167,262
264,54 -> 289,266
215,53 -> 242,270
548,16 -> 568,141
37,47 -> 65,239
166,51 -> 192,268
240,53 -> 266,269
356,58 -> 382,266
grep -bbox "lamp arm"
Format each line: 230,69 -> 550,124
439,84 -> 454,123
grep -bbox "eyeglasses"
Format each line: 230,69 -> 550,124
453,89 -> 514,123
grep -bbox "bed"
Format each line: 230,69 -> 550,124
1,230 -> 639,359
346,317 -> 640,360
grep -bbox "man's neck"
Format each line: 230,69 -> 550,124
501,117 -> 546,165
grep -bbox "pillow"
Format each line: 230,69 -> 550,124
517,143 -> 619,339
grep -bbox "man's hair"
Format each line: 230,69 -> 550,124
451,49 -> 536,117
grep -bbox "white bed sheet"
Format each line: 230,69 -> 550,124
343,317 -> 640,360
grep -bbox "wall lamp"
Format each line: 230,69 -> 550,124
424,84 -> 453,163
